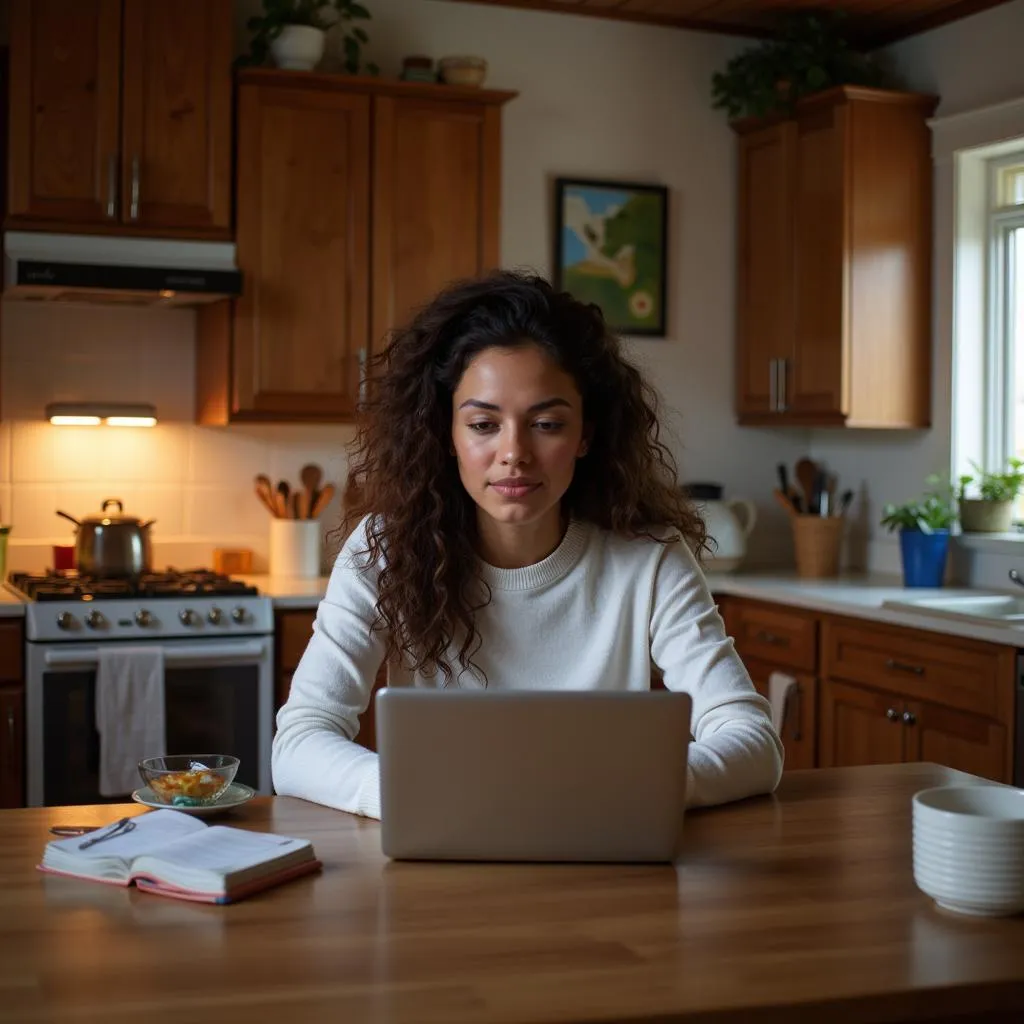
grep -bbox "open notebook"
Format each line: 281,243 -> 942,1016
38,810 -> 321,904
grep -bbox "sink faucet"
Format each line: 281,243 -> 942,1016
1009,569 -> 1024,589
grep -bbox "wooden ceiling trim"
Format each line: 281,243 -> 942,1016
448,0 -> 1018,46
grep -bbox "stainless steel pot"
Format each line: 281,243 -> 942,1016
55,498 -> 156,576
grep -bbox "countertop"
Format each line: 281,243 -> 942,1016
4,763 -> 1021,1023
237,574 -> 330,608
0,585 -> 26,617
706,570 -> 1024,647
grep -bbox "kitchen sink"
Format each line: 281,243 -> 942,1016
881,593 -> 1024,624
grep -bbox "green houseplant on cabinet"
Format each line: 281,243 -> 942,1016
711,10 -> 889,121
880,480 -> 958,588
957,458 -> 1024,533
242,0 -> 377,74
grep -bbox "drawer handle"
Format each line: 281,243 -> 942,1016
754,630 -> 788,647
885,658 -> 923,676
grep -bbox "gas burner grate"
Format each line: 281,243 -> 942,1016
7,568 -> 259,602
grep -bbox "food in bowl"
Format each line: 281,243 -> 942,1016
138,755 -> 239,807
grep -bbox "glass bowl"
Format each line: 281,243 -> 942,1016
137,755 -> 239,807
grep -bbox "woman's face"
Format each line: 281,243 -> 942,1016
451,343 -> 588,534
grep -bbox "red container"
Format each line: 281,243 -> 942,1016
52,544 -> 75,572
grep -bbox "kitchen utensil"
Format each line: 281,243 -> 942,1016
292,490 -> 310,520
813,469 -> 831,516
773,489 -> 798,517
310,483 -> 336,519
55,499 -> 154,576
794,458 -> 819,514
300,463 -> 323,517
276,480 -> 291,520
254,475 -> 278,517
836,490 -> 855,517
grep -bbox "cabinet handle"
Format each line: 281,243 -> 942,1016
5,704 -> 13,749
885,707 -> 900,721
902,711 -> 917,726
769,359 -> 778,412
885,658 -> 924,676
754,629 -> 787,646
777,357 -> 788,412
129,156 -> 140,220
105,155 -> 117,219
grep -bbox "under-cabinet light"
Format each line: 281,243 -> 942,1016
46,403 -> 158,427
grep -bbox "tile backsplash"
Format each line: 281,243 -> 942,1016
1,301 -> 354,574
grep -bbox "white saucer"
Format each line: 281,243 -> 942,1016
131,782 -> 256,817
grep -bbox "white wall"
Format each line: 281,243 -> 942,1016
809,0 -> 1024,577
0,0 -> 808,573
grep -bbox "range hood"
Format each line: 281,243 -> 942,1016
3,231 -> 242,306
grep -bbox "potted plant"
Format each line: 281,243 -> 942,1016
241,0 -> 377,74
956,457 -> 1024,533
711,10 -> 890,122
880,479 -> 958,588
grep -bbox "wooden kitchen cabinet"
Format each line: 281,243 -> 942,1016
7,0 -> 232,237
273,609 -> 385,753
820,616 -> 1015,782
0,620 -> 25,809
196,71 -> 515,424
719,597 -> 818,770
734,86 -> 937,428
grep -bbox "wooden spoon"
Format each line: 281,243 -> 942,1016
254,475 -> 278,517
300,463 -> 323,518
276,480 -> 291,519
310,483 -> 336,520
794,458 -> 819,515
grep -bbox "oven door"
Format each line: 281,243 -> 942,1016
26,637 -> 273,807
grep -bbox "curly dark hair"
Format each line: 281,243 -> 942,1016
343,269 -> 707,682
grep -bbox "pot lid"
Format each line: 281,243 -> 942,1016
82,498 -> 146,526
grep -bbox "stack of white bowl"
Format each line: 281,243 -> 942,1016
912,785 -> 1024,916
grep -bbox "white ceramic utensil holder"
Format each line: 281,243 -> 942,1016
269,519 -> 321,578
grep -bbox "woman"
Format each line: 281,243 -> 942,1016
273,271 -> 783,817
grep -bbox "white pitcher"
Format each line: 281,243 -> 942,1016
699,495 -> 757,573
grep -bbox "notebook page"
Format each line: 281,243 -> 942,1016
146,826 -> 310,875
48,810 -> 206,861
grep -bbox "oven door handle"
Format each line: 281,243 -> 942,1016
43,641 -> 269,669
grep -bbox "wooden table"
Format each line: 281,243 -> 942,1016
1,763 -> 1022,1023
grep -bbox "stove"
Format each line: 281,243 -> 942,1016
9,569 -> 274,642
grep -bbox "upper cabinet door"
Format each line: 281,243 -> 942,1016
790,103 -> 846,419
735,122 -> 795,420
231,83 -> 371,419
7,0 -> 122,225
121,0 -> 233,235
371,97 -> 502,346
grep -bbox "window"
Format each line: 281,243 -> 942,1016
989,155 -> 1024,475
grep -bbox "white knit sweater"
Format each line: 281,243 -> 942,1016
272,518 -> 784,817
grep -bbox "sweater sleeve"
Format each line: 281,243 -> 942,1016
271,518 -> 386,818
649,538 -> 784,808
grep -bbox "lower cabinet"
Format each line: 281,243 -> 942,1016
274,608 -> 385,751
0,619 -> 26,808
717,594 -> 1016,784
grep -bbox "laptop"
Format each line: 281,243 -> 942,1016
376,688 -> 692,863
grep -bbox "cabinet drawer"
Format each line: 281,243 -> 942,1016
822,617 -> 1013,720
726,600 -> 817,672
277,611 -> 316,674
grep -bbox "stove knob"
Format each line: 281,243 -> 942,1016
208,607 -> 223,625
85,610 -> 107,630
179,609 -> 199,627
56,612 -> 76,631
230,607 -> 248,625
135,609 -> 153,628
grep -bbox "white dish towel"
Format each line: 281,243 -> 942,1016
95,646 -> 167,797
768,670 -> 799,736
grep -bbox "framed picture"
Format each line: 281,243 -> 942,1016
553,177 -> 669,337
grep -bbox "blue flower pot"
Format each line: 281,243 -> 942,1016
899,529 -> 950,588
